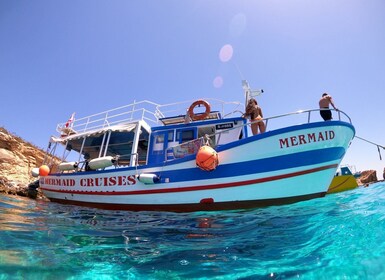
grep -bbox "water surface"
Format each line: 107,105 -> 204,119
1,183 -> 385,279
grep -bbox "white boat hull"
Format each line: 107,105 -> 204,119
40,121 -> 354,211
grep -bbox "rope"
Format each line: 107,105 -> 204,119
204,134 -> 211,146
355,135 -> 385,160
355,136 -> 385,149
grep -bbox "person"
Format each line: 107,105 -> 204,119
243,98 -> 266,135
319,93 -> 338,121
83,153 -> 91,171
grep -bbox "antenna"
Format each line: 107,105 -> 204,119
242,80 -> 264,108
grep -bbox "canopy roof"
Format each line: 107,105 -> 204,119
52,122 -> 149,162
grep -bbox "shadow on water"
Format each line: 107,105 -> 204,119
1,182 -> 385,279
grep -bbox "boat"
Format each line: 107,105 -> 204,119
327,165 -> 359,194
34,81 -> 355,212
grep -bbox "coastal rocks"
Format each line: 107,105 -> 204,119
383,167 -> 385,180
0,176 -> 28,196
356,170 -> 378,185
0,127 -> 48,199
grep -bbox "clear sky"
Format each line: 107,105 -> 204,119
1,0 -> 384,177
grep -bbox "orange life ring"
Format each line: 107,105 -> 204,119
188,100 -> 211,121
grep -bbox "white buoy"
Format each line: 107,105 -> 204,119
88,156 -> 115,170
58,161 -> 78,171
31,167 -> 40,177
137,174 -> 160,184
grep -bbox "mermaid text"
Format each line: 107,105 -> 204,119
279,130 -> 335,148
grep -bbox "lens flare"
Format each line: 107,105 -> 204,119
229,13 -> 246,37
219,44 -> 233,62
213,76 -> 223,88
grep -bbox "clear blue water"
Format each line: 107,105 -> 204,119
1,183 -> 385,280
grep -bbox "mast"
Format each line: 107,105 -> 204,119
242,80 -> 264,109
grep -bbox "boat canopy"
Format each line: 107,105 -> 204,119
50,121 -> 151,167
61,123 -> 137,141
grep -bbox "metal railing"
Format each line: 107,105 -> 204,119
54,99 -> 352,164
262,108 -> 352,130
56,99 -> 243,136
155,98 -> 243,120
56,100 -> 161,135
164,108 -> 352,160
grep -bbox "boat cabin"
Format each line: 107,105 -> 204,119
148,115 -> 246,164
47,100 -> 247,172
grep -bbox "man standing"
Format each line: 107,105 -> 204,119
319,93 -> 338,121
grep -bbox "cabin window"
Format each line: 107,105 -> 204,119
152,133 -> 165,153
155,134 -> 164,144
177,129 -> 195,143
198,126 -> 216,146
168,131 -> 174,142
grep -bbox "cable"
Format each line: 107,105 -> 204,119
355,135 -> 384,160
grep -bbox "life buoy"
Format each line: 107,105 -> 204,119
188,100 -> 211,121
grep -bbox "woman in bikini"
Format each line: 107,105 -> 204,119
244,98 -> 266,135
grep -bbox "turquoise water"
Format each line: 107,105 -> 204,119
1,183 -> 385,279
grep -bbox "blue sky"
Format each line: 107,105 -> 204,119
1,0 -> 384,177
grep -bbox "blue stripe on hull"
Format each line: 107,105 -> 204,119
160,147 -> 345,182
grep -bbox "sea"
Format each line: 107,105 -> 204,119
1,183 -> 385,280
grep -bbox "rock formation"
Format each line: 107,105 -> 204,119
356,170 -> 378,185
0,127 -> 48,199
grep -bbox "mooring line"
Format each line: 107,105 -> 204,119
355,136 -> 385,160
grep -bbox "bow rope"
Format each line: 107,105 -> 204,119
355,136 -> 385,160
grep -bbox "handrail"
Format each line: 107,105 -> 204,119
56,96 -> 351,142
56,100 -> 161,135
165,108 -> 352,160
263,108 -> 352,124
56,98 -> 243,136
155,98 -> 243,120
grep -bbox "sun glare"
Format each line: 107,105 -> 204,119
219,44 -> 233,62
213,76 -> 224,88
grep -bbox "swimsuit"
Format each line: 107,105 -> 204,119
320,107 -> 332,121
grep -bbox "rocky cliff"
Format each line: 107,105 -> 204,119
356,170 -> 378,185
0,127 -> 47,198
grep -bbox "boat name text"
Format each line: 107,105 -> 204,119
41,175 -> 137,187
279,130 -> 335,148
216,123 -> 234,130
